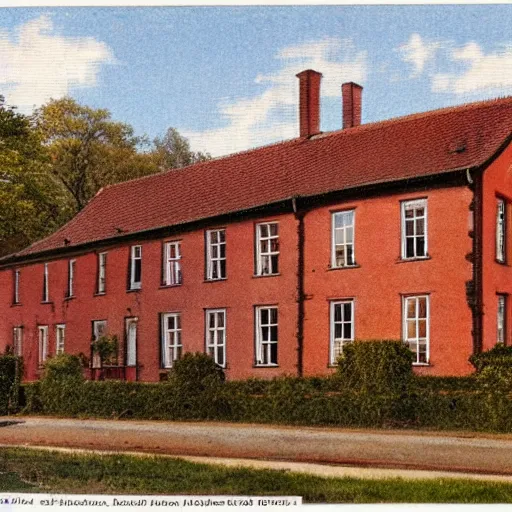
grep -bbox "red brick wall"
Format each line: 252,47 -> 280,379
481,142 -> 512,350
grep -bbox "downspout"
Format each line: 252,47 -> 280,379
292,197 -> 306,377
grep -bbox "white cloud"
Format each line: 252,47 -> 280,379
397,33 -> 441,78
0,15 -> 115,112
432,42 -> 512,96
183,37 -> 367,157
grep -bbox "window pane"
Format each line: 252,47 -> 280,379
418,298 -> 427,318
335,230 -> 345,245
405,209 -> 414,218
416,218 -> 424,235
336,246 -> 345,266
334,305 -> 341,322
343,322 -> 352,339
271,255 -> 279,274
269,224 -> 278,236
334,323 -> 342,339
345,227 -> 353,243
270,326 -> 278,341
406,219 -> 414,236
209,314 -> 215,329
210,231 -> 218,244
134,260 -> 141,282
343,303 -> 352,319
261,308 -> 269,324
407,320 -> 416,339
270,343 -> 278,364
346,246 -> 354,265
416,237 -> 426,257
262,326 -> 269,341
406,238 -> 415,257
418,319 -> 427,338
270,308 -> 278,324
219,230 -> 225,243
220,260 -> 226,278
217,347 -> 224,366
259,224 -> 268,238
416,208 -> 425,217
406,299 -> 416,318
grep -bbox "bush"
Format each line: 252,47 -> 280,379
0,354 -> 23,415
470,344 -> 512,373
335,340 -> 414,394
39,354 -> 84,415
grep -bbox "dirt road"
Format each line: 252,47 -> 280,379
1,417 -> 512,476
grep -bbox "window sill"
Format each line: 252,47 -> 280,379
94,292 -> 106,297
327,264 -> 360,271
495,259 -> 508,265
40,301 -> 53,305
64,296 -> 75,301
396,256 -> 431,264
253,364 -> 279,368
159,283 -> 183,289
252,273 -> 281,279
126,287 -> 142,293
11,303 -> 22,307
412,363 -> 431,367
203,278 -> 227,283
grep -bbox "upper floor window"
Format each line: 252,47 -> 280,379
256,223 -> 279,276
331,210 -> 355,268
56,324 -> 66,355
97,252 -> 107,294
205,309 -> 226,367
129,245 -> 142,290
403,295 -> 429,365
67,260 -> 76,298
496,198 -> 506,263
13,270 -> 20,304
401,199 -> 428,259
329,300 -> 354,365
497,294 -> 507,344
206,229 -> 226,280
13,326 -> 23,357
161,313 -> 182,368
255,306 -> 278,366
42,263 -> 49,302
164,241 -> 182,286
38,325 -> 49,365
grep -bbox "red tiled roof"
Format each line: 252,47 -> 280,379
11,97 -> 512,260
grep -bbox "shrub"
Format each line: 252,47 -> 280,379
0,354 -> 23,415
39,354 -> 84,415
470,344 -> 512,373
91,335 -> 119,366
335,340 -> 414,395
168,352 -> 225,389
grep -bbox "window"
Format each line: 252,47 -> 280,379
129,245 -> 142,290
403,295 -> 429,364
13,327 -> 23,357
329,300 -> 354,365
206,229 -> 226,280
161,313 -> 182,368
92,320 -> 107,368
97,252 -> 107,294
205,309 -> 226,367
38,325 -> 49,365
255,306 -> 278,366
125,317 -> 138,367
67,260 -> 76,297
13,270 -> 20,304
256,223 -> 279,275
401,199 -> 428,259
56,324 -> 66,355
332,211 -> 355,268
497,294 -> 507,344
496,198 -> 506,263
42,263 -> 49,302
164,241 -> 182,286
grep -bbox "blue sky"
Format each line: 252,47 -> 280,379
1,5 -> 512,156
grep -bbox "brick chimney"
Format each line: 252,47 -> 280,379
342,82 -> 363,129
296,69 -> 322,138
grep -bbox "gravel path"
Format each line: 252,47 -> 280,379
1,417 -> 512,476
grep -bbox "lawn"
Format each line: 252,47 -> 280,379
1,448 -> 512,503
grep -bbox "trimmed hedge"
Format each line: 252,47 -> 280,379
0,354 -> 23,415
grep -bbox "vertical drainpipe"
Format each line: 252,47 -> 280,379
292,197 -> 305,377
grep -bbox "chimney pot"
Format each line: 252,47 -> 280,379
296,69 -> 322,138
342,82 -> 363,129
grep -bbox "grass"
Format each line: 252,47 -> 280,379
1,448 -> 512,503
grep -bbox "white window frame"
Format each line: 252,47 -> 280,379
125,317 -> 138,367
331,210 -> 356,268
256,223 -> 279,276
206,229 -> 226,280
92,320 -> 107,368
130,245 -> 142,290
97,252 -> 107,294
38,325 -> 49,365
205,309 -> 226,367
329,300 -> 354,365
67,259 -> 76,297
13,270 -> 20,304
42,263 -> 49,302
496,198 -> 506,263
497,294 -> 507,344
161,313 -> 182,369
13,326 -> 23,357
403,295 -> 430,365
401,199 -> 428,260
255,306 -> 278,366
164,241 -> 182,286
56,324 -> 66,355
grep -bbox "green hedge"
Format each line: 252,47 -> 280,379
0,354 -> 23,415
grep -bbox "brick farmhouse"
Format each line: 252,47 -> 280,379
1,69 -> 512,381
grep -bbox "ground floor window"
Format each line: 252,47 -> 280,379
403,295 -> 429,364
205,309 -> 226,367
38,325 -> 49,365
125,317 -> 138,366
92,320 -> 107,368
255,306 -> 278,366
56,324 -> 65,355
497,294 -> 507,344
161,313 -> 182,368
329,300 -> 354,365
13,326 -> 23,357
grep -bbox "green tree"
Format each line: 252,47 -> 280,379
34,97 -> 159,212
0,96 -> 67,257
153,127 -> 210,170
